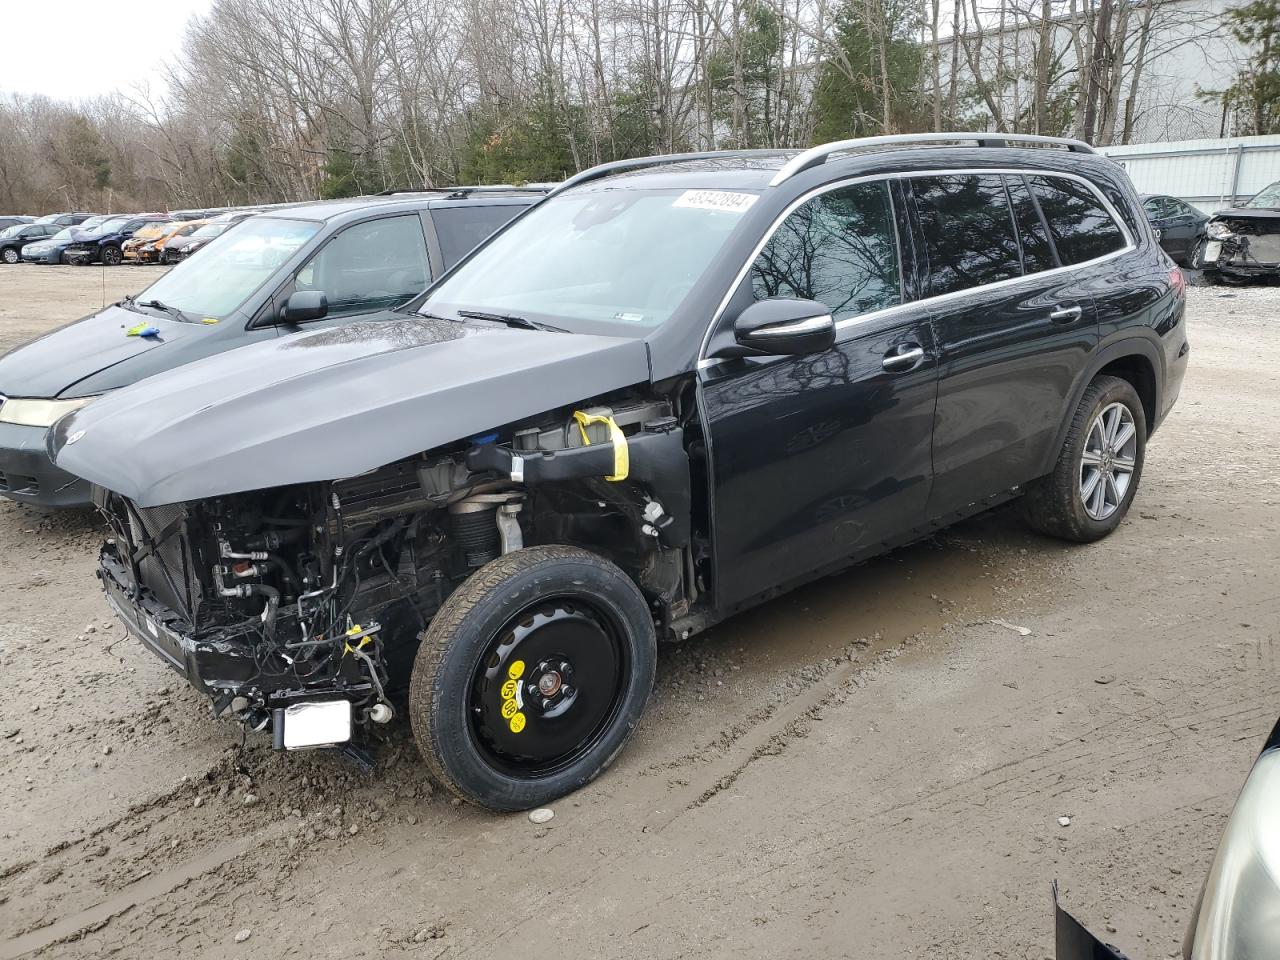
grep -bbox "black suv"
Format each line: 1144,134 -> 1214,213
51,134 -> 1187,810
0,188 -> 543,507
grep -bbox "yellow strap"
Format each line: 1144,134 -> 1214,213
343,624 -> 372,655
572,411 -> 629,482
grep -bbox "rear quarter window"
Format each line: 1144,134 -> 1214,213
433,205 -> 526,267
1028,176 -> 1127,265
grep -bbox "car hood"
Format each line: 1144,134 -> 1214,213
50,315 -> 651,507
1211,207 -> 1280,221
0,304 -> 198,398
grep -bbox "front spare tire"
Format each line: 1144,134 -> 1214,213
409,545 -> 657,810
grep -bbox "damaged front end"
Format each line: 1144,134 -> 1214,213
1201,214 -> 1280,281
92,395 -> 691,753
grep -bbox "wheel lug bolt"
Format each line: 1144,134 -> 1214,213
562,684 -> 574,697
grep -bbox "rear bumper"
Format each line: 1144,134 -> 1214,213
0,421 -> 90,507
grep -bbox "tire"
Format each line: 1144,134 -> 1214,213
1023,375 -> 1147,543
101,245 -> 122,266
1187,237 -> 1205,270
409,545 -> 657,810
0,248 -> 17,264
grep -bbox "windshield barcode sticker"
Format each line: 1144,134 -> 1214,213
673,190 -> 758,213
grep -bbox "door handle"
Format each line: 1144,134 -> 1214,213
1049,305 -> 1083,324
882,345 -> 925,372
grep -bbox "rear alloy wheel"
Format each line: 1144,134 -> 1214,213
410,545 -> 657,810
1187,237 -> 1206,270
0,248 -> 17,264
101,245 -> 122,266
1023,375 -> 1147,542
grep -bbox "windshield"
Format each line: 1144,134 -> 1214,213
190,222 -> 229,240
87,217 -> 129,236
0,225 -> 19,239
1246,181 -> 1280,208
422,188 -> 756,333
131,216 -> 321,320
135,223 -> 170,240
49,227 -> 75,242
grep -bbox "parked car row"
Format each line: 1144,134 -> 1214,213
0,206 -> 264,266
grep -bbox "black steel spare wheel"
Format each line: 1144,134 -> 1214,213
409,545 -> 657,810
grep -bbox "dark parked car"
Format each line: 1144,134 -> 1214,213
19,225 -> 86,264
33,212 -> 97,226
19,215 -> 115,263
1059,713 -> 1280,958
0,222 -> 62,263
49,134 -> 1187,811
1201,179 -> 1280,283
0,215 -> 34,232
1142,193 -> 1208,267
62,213 -> 171,265
0,188 -> 544,506
161,210 -> 259,262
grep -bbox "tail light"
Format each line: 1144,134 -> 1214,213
1169,266 -> 1186,297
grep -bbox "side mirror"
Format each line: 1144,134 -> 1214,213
720,298 -> 836,358
280,290 -> 328,324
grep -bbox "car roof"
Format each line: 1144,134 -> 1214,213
572,135 -> 1108,194
266,190 -> 546,222
581,154 -> 795,192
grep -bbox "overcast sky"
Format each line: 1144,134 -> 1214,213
0,1 -> 214,102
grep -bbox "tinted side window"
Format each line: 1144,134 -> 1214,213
1028,176 -> 1126,265
749,180 -> 901,322
433,205 -> 525,267
1006,176 -> 1057,274
912,175 -> 1022,296
296,215 -> 430,319
1143,197 -> 1171,219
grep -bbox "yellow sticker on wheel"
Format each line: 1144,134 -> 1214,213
501,699 -> 518,719
509,712 -> 526,733
508,659 -> 526,680
500,679 -> 518,700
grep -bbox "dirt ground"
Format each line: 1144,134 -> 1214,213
0,263 -> 1277,959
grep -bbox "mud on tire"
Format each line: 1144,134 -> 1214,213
1023,374 -> 1147,543
408,545 -> 657,811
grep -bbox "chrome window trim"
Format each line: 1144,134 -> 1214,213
697,167 -> 1135,366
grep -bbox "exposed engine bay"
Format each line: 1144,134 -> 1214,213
1204,215 -> 1280,275
94,393 -> 695,749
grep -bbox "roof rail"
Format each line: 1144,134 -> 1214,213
550,149 -> 790,196
769,132 -> 1097,186
374,185 -> 552,198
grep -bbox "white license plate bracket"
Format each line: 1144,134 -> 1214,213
281,700 -> 353,750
